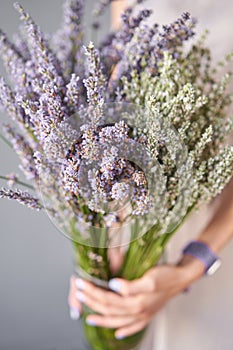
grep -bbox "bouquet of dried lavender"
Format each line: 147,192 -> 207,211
0,1 -> 233,349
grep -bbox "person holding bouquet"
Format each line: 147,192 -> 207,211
68,176 -> 233,348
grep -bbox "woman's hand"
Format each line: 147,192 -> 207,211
68,255 -> 205,339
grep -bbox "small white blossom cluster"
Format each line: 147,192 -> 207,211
119,46 -> 233,231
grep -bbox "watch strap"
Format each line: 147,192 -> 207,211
182,240 -> 221,276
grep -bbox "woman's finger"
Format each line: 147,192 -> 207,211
85,313 -> 143,329
74,277 -> 143,314
75,287 -> 127,316
107,268 -> 161,296
114,317 -> 151,340
75,278 -> 157,315
68,276 -> 82,320
75,277 -> 123,306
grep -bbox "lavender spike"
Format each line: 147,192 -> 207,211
0,77 -> 19,120
83,42 -> 106,126
65,73 -> 83,110
99,7 -> 153,79
153,12 -> 197,59
0,78 -> 37,148
52,0 -> 84,80
14,2 -> 65,92
12,27 -> 31,60
3,124 -> 39,182
0,187 -> 42,210
0,29 -> 27,90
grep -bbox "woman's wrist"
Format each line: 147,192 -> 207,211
177,254 -> 206,286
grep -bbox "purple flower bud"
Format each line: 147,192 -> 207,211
0,187 -> 42,210
3,124 -> 38,181
52,0 -> 84,80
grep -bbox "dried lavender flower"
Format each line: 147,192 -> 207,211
14,2 -> 65,91
3,124 -> 38,181
0,187 -> 42,210
52,0 -> 84,80
83,42 -> 106,126
65,73 -> 82,110
0,1 -> 232,262
0,29 -> 27,89
0,77 -> 19,119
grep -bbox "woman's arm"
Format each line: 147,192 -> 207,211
197,177 -> 233,252
178,176 -> 233,283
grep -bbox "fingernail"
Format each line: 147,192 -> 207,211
69,307 -> 80,320
115,334 -> 126,340
109,279 -> 121,292
75,278 -> 85,290
76,291 -> 85,302
86,318 -> 96,326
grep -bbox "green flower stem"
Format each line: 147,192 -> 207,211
70,207 -> 196,350
0,133 -> 12,148
82,318 -> 145,350
120,228 -> 165,280
0,175 -> 35,190
120,206 -> 195,280
72,240 -> 111,281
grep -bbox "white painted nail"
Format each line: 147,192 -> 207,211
109,279 -> 121,292
75,278 -> 85,290
76,291 -> 85,302
70,307 -> 80,320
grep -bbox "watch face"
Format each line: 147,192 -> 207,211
206,259 -> 222,276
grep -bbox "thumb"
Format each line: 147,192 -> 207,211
108,275 -> 150,296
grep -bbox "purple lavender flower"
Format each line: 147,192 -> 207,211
65,73 -> 83,111
100,10 -> 197,87
12,29 -> 31,60
14,2 -> 65,92
0,1 -> 232,254
52,0 -> 84,80
0,29 -> 27,90
111,182 -> 130,201
62,121 -> 152,217
3,124 -> 38,181
152,12 -> 197,61
0,78 -> 38,148
0,187 -> 42,210
0,77 -> 19,119
83,42 -> 106,126
99,5 -> 153,78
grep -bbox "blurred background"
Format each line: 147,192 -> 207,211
0,1 -> 232,349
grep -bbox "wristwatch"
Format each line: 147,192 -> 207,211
182,240 -> 222,276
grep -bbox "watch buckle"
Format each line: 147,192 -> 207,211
206,259 -> 222,276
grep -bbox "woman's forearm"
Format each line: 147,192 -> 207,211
197,177 -> 233,254
178,177 -> 233,283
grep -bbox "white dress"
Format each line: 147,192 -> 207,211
138,203 -> 216,350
